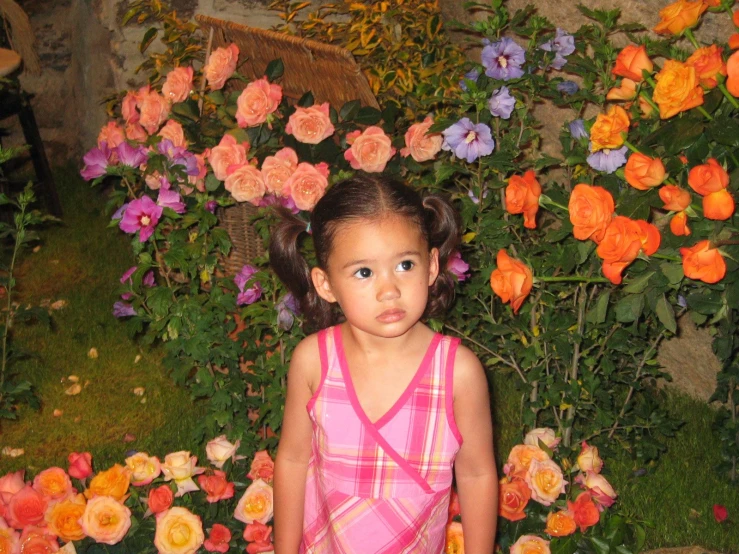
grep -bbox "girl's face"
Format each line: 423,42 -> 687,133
311,215 -> 439,339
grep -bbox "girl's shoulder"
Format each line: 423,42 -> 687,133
449,341 -> 486,394
289,330 -> 325,392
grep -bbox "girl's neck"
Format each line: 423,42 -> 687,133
339,321 -> 433,360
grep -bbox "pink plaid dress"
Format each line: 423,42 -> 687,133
301,325 -> 463,553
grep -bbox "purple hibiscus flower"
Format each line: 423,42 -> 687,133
235,264 -> 262,306
120,266 -> 138,284
569,119 -> 588,140
119,195 -> 163,242
447,251 -> 470,282
540,28 -> 576,70
276,293 -> 300,330
557,81 -> 579,95
468,188 -> 489,205
158,139 -> 199,176
143,270 -> 156,287
113,301 -> 137,318
80,142 -> 113,181
442,118 -> 495,163
459,68 -> 481,91
205,200 -> 218,213
481,38 -> 526,80
587,146 -> 628,174
488,86 -> 516,119
157,187 -> 186,214
116,142 -> 148,168
112,203 -> 129,221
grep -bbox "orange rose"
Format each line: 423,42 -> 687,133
568,492 -> 600,532
686,45 -> 727,89
0,525 -> 19,554
569,184 -> 615,243
726,50 -> 739,97
344,126 -> 397,173
703,189 -> 735,220
510,534 -> 551,554
670,211 -> 691,236
162,66 -> 194,104
606,78 -> 637,101
660,185 -> 692,211
445,521 -> 464,554
247,451 -> 275,482
734,9 -> 739,27
596,216 -> 643,285
636,220 -> 661,255
688,158 -> 729,195
32,467 -> 73,502
197,470 -> 235,503
97,121 -> 126,149
138,88 -> 171,135
505,170 -> 542,229
286,103 -> 335,145
730,33 -> 739,50
148,484 -> 174,515
224,164 -> 266,205
285,162 -> 330,211
589,105 -> 630,152
121,91 -> 139,124
5,485 -> 47,528
16,526 -> 59,553
624,153 -> 666,190
448,490 -> 461,523
85,464 -> 130,502
525,458 -> 567,506
46,493 -> 87,542
680,240 -> 727,283
490,250 -> 533,315
236,77 -> 283,128
652,60 -> 704,119
158,119 -> 187,148
498,477 -> 531,521
506,444 -> 550,475
545,510 -> 577,537
612,45 -> 654,81
204,44 -> 239,91
654,0 -> 707,35
400,116 -> 443,162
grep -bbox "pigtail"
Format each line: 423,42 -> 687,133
422,194 -> 461,318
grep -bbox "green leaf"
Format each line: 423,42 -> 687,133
587,290 -> 611,325
615,293 -> 644,323
205,173 -> 221,192
265,58 -> 284,81
660,262 -> 683,285
354,106 -> 382,126
139,27 -> 158,54
687,292 -> 722,315
297,91 -> 314,107
588,536 -> 611,554
171,100 -> 200,121
656,294 -> 676,333
623,271 -> 654,294
435,164 -> 457,185
708,115 -> 739,147
339,100 -> 361,122
550,536 -> 577,554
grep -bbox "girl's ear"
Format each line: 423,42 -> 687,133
428,247 -> 440,286
311,267 -> 337,303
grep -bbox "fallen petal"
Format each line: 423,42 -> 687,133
134,355 -> 142,364
88,348 -> 99,359
68,375 -> 79,383
33,245 -> 41,253
132,387 -> 145,396
50,299 -> 67,310
123,433 -> 136,443
65,384 -> 82,396
53,409 -> 63,417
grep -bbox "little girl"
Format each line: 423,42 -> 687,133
270,174 -> 497,553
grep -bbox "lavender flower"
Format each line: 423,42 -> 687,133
276,293 -> 300,330
540,28 -> 576,70
116,142 -> 148,168
119,196 -> 163,242
468,188 -> 489,205
80,143 -> 112,181
481,38 -> 526,81
442,118 -> 495,163
557,81 -> 579,95
205,200 -> 218,213
235,264 -> 262,306
157,187 -> 186,214
113,301 -> 136,318
587,146 -> 628,174
447,251 -> 470,282
158,139 -> 199,176
488,86 -> 516,119
459,68 -> 481,91
569,119 -> 588,140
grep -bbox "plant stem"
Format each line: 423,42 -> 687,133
536,276 -> 611,283
718,83 -> 739,109
650,253 -> 681,262
563,283 -> 587,447
684,29 -> 700,50
697,105 -> 714,121
638,91 -> 660,115
445,324 -> 528,384
730,376 -> 737,482
539,196 -> 569,212
623,139 -> 640,154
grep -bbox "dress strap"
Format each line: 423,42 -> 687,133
444,337 -> 464,446
306,327 -> 331,414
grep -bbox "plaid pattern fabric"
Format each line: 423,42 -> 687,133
301,326 -> 462,553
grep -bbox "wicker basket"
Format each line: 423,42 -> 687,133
195,16 -> 379,274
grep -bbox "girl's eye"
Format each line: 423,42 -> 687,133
397,260 -> 414,271
354,267 -> 372,279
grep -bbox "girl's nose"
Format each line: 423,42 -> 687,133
376,276 -> 401,301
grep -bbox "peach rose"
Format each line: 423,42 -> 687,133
670,211 -> 691,236
688,158 -> 729,195
0,470 -> 25,505
161,452 -> 205,497
686,45 -> 727,89
98,121 -> 126,149
400,116 -> 443,162
660,185 -> 692,211
80,495 -> 131,545
445,521 -> 464,554
568,492 -> 600,532
680,240 -> 727,283
125,452 -> 162,486
148,484 -> 174,515
158,119 -> 187,148
85,464 -> 130,502
209,134 -> 249,182
653,60 -> 704,119
624,153 -> 666,190
577,441 -> 604,473
490,249 -> 533,315
162,66 -> 194,103
234,479 -> 273,525
32,467 -> 73,502
46,493 -> 87,542
578,472 -> 617,510
506,444 -> 550,475
589,105 -> 630,152
261,148 -> 298,196
606,78 -> 637,101
498,477 -> 531,521
286,103 -> 335,144
344,126 -> 396,173
545,511 -> 577,537
225,164 -> 266,205
568,184 -> 615,243
505,170 -> 542,229
236,77 -> 283,128
703,189 -> 735,220
525,458 -> 567,506
727,50 -> 739,97
5,485 -> 47,528
612,45 -> 654,82
17,526 -> 59,553
247,451 -> 275,482
122,90 -> 140,124
205,435 -> 242,470
596,216 -> 643,285
285,162 -> 330,211
67,452 -> 93,480
126,122 -> 148,143
205,44 -> 239,91
523,428 -> 560,450
0,521 -> 19,554
138,88 -> 171,135
510,534 -> 551,554
204,523 -> 231,553
654,0 -> 707,35
197,471 -> 235,503
636,220 -> 661,256
154,507 -> 204,554
243,521 -> 273,552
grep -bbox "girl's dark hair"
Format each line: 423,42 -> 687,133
269,174 -> 461,330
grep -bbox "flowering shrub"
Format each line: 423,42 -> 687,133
0,439 -> 274,553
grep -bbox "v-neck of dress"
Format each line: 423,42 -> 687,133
335,325 -> 441,430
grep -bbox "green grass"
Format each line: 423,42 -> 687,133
0,167 -> 204,474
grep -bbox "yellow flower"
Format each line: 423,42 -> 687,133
589,105 -> 630,152
154,507 -> 205,554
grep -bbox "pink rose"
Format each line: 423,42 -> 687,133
5,484 -> 48,528
17,526 -> 59,553
261,147 -> 298,196
0,470 -> 25,505
286,103 -> 335,144
576,472 -> 617,510
162,66 -> 194,103
98,121 -> 126,149
523,428 -> 561,451
400,116 -> 442,162
145,171 -> 164,191
234,480 -> 273,524
344,126 -> 396,172
125,122 -> 148,143
204,523 -> 231,553
32,467 -> 73,502
158,119 -> 187,148
68,452 -> 93,480
209,134 -> 249,181
285,162 -> 329,211
205,43 -> 239,90
577,441 -> 603,474
225,164 -> 266,205
247,451 -> 275,482
138,88 -> 170,135
236,77 -> 283,128
80,496 -> 131,545
148,485 -> 174,515
122,90 -> 140,124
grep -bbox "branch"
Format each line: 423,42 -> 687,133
445,324 -> 527,384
